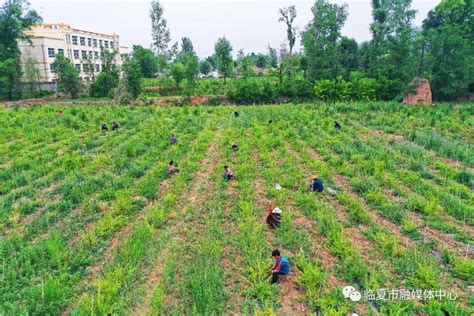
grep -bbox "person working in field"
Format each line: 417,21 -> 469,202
232,143 -> 239,151
170,134 -> 178,145
270,249 -> 291,284
234,111 -> 240,117
334,121 -> 341,130
266,201 -> 282,229
310,176 -> 324,192
112,122 -> 120,130
168,160 -> 179,176
224,165 -> 234,181
101,123 -> 108,131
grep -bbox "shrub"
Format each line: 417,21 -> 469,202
89,71 -> 119,98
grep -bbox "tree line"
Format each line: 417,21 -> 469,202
0,0 -> 472,102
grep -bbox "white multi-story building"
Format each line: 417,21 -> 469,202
18,23 -> 130,83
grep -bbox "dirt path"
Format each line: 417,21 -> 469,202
132,132 -> 224,315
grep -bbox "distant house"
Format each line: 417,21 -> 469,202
18,23 -> 129,89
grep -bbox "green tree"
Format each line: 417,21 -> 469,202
302,0 -> 348,81
170,62 -> 185,89
122,59 -> 142,99
22,55 -> 41,96
278,5 -> 297,56
339,37 -> 359,80
214,37 -> 233,84
0,0 -> 42,100
183,53 -> 199,91
199,59 -> 211,77
150,0 -> 171,57
180,37 -> 194,54
422,0 -> 473,100
89,49 -> 119,97
267,45 -> 278,68
132,45 -> 158,78
52,55 -> 82,98
368,0 -> 417,84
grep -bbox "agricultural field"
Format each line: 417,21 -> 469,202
0,102 -> 473,315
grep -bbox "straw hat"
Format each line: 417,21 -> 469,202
272,207 -> 282,214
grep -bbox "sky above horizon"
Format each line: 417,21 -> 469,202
29,0 -> 439,57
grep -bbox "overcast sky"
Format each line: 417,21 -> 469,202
30,0 -> 439,57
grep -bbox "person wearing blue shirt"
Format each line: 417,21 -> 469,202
270,249 -> 291,284
310,177 -> 324,192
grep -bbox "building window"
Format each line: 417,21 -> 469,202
65,34 -> 70,44
57,48 -> 64,55
88,51 -> 92,59
72,36 -> 78,45
93,39 -> 97,47
87,38 -> 92,46
99,40 -> 103,47
104,40 -> 109,48
95,64 -> 100,72
48,48 -> 55,57
50,64 -> 56,73
74,50 -> 80,59
110,41 -> 115,49
81,50 -> 87,59
75,64 -> 81,71
80,37 -> 85,46
94,51 -> 99,60
67,49 -> 72,58
83,64 -> 89,72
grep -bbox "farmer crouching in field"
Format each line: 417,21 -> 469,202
232,143 -> 238,151
170,134 -> 178,145
224,165 -> 234,181
270,249 -> 291,284
334,121 -> 341,130
168,160 -> 179,176
112,122 -> 120,130
101,123 -> 108,131
266,201 -> 282,229
310,176 -> 324,193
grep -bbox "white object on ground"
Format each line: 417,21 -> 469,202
272,207 -> 282,214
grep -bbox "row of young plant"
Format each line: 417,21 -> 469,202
283,106 -> 472,301
5,106 -> 210,240
0,107 -> 216,314
276,108 -> 471,313
70,113 -> 225,314
150,130 -> 231,314
339,102 -> 474,167
339,119 -> 473,232
1,107 -> 173,236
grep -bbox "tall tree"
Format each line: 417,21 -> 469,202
183,52 -> 199,92
302,0 -> 348,81
150,0 -> 171,56
23,55 -> 41,95
267,45 -> 278,68
422,0 -> 473,100
368,0 -> 417,77
338,37 -> 359,80
278,5 -> 297,56
89,48 -> 119,97
170,62 -> 185,88
122,59 -> 142,99
199,59 -> 211,77
214,37 -> 233,84
132,45 -> 158,78
52,55 -> 82,98
180,37 -> 194,54
0,0 -> 41,100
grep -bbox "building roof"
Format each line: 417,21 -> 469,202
28,23 -> 119,39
